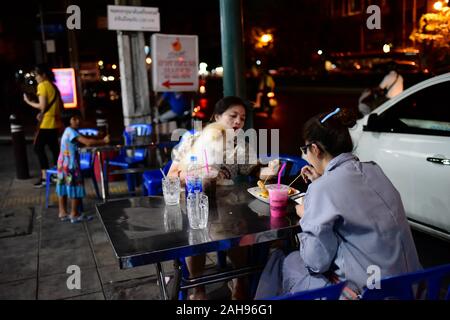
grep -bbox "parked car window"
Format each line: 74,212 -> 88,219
380,81 -> 450,137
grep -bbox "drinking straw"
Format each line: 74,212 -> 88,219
203,149 -> 210,175
288,173 -> 303,188
277,163 -> 287,188
160,168 -> 167,179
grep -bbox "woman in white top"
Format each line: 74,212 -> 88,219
168,96 -> 278,300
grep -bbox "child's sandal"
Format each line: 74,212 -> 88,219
70,214 -> 94,224
59,214 -> 70,222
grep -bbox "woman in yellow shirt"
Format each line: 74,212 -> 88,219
24,65 -> 62,188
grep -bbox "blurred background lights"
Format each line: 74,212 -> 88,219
199,62 -> 209,76
433,1 -> 443,10
261,34 -> 273,44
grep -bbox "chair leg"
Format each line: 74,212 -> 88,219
142,182 -> 149,196
178,258 -> 189,300
103,160 -> 109,198
90,170 -> 101,199
248,243 -> 271,299
45,171 -> 51,208
126,173 -> 136,195
217,251 -> 227,269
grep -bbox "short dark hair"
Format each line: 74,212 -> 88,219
211,96 -> 246,122
33,64 -> 55,82
61,109 -> 82,127
302,108 -> 357,157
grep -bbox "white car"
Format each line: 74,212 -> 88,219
351,73 -> 450,241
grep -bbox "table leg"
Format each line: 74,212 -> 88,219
172,260 -> 183,300
155,262 -> 169,300
97,150 -> 108,201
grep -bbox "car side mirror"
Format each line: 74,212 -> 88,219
363,114 -> 384,132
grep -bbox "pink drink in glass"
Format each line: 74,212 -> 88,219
268,185 -> 289,218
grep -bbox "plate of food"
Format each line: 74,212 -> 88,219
247,180 -> 300,204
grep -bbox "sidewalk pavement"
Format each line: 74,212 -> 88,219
0,144 -> 223,300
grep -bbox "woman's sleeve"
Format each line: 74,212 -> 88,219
297,184 -> 339,274
36,83 -> 46,98
171,133 -> 194,164
238,142 -> 259,175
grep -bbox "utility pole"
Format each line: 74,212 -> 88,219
65,0 -> 84,115
219,0 -> 251,128
38,3 -> 48,64
402,0 -> 407,48
115,0 -> 151,126
412,0 -> 417,46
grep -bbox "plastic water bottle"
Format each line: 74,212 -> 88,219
186,155 -> 203,195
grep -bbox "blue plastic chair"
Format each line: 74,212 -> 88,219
45,167 -> 59,209
78,128 -> 101,199
253,154 -> 308,184
278,154 -> 309,177
106,124 -> 152,194
361,264 -> 450,300
266,281 -> 347,300
143,129 -> 197,196
142,160 -> 173,196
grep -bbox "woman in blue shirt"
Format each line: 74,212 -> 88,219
255,108 -> 421,299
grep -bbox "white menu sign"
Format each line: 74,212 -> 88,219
151,34 -> 199,92
107,5 -> 160,32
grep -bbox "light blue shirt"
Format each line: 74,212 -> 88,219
298,153 -> 421,291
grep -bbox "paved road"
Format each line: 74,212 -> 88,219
253,85 -> 362,156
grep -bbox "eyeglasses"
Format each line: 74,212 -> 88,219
300,143 -> 314,155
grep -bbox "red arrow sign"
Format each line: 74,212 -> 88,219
162,80 -> 194,89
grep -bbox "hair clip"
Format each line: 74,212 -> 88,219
321,107 -> 341,124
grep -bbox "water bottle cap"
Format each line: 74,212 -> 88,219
190,155 -> 197,162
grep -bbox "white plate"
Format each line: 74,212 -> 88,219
247,184 -> 301,204
294,193 -> 306,205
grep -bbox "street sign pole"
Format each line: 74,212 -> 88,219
113,0 -> 156,126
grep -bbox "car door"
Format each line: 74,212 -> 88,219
355,79 -> 450,237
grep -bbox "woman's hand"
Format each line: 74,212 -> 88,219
218,167 -> 231,180
259,159 -> 280,180
300,165 -> 321,183
36,112 -> 43,122
295,204 -> 305,219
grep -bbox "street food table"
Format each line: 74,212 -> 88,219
95,182 -> 301,300
80,143 -> 159,201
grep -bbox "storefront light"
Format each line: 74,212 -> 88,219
433,1 -> 443,10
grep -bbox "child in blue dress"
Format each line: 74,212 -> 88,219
57,109 -> 109,223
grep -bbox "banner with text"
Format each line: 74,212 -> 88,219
107,5 -> 160,32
